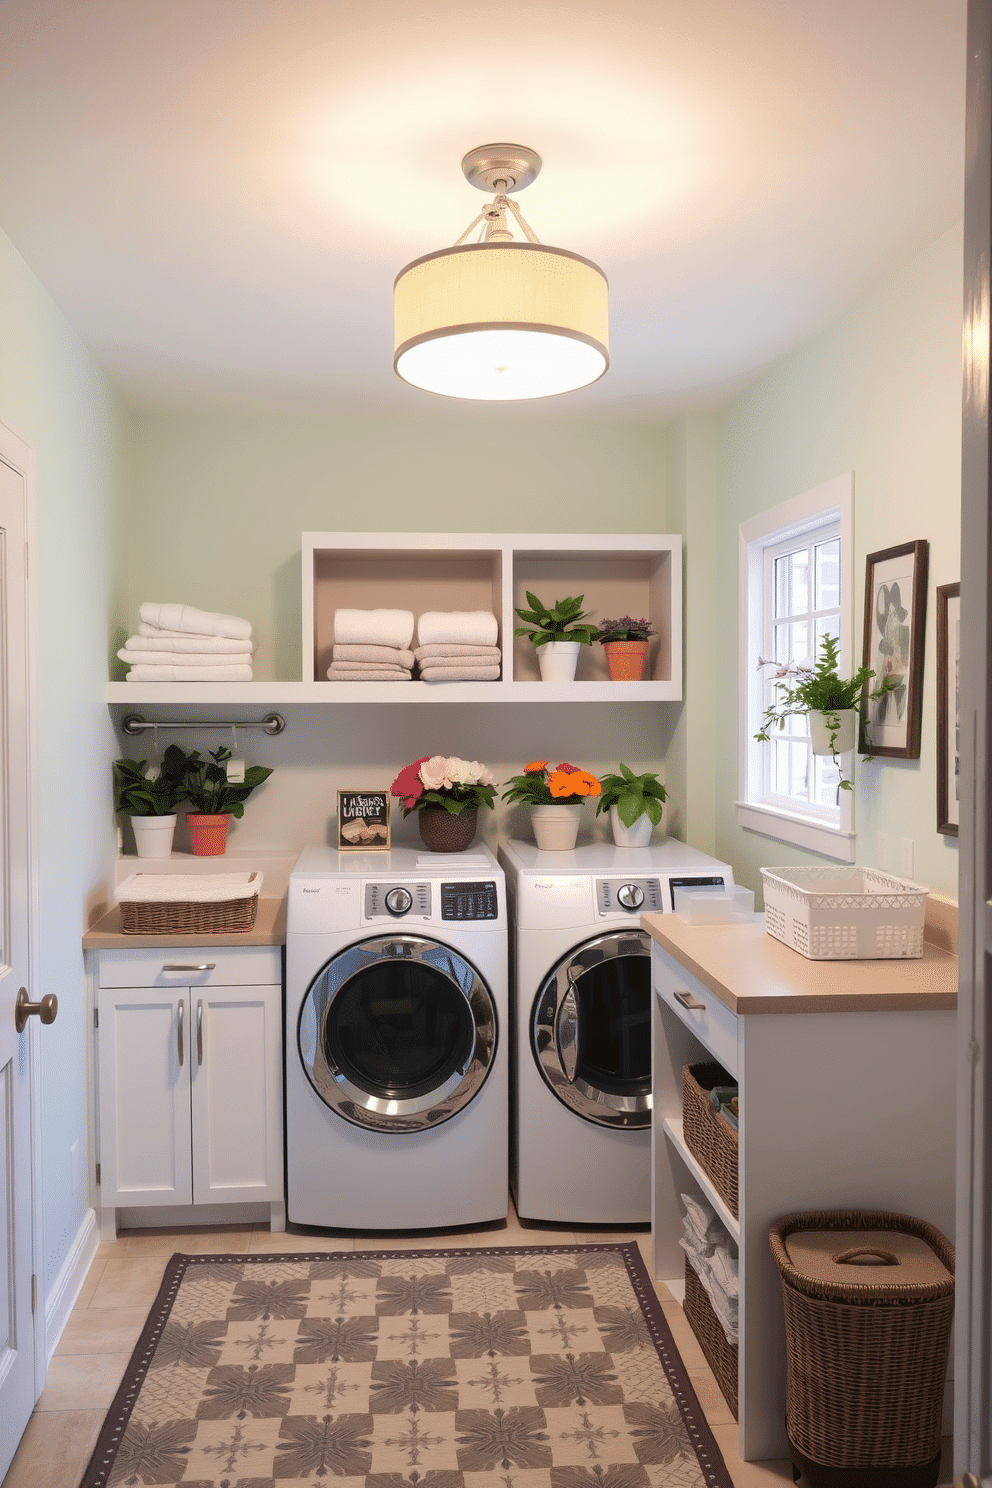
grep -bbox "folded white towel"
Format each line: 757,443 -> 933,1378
327,660 -> 411,674
416,610 -> 498,648
126,663 -> 254,681
332,644 -> 416,667
326,666 -> 413,681
333,608 -> 415,648
139,602 -> 252,642
115,871 -> 262,903
119,647 -> 253,669
419,664 -> 500,682
414,643 -> 502,661
136,626 -> 254,654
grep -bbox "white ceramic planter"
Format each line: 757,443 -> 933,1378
131,814 -> 177,859
537,641 -> 581,682
809,708 -> 856,757
609,805 -> 654,848
529,803 -> 583,851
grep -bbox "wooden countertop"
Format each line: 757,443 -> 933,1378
641,911 -> 957,1014
82,895 -> 287,949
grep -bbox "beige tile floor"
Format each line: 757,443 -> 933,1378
1,1201 -> 950,1488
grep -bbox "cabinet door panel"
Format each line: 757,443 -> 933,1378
98,990 -> 192,1205
190,986 -> 283,1203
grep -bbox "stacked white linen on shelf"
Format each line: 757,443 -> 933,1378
327,609 -> 415,681
414,611 -> 501,682
119,604 -> 254,680
680,1192 -> 739,1345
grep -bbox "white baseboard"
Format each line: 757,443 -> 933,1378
45,1206 -> 99,1363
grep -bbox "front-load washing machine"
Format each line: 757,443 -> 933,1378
498,837 -> 734,1225
286,842 -> 508,1230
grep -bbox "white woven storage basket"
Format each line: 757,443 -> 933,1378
760,866 -> 928,961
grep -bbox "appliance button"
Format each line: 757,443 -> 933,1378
617,882 -> 644,911
384,886 -> 414,916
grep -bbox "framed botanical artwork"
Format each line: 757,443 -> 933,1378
936,582 -> 960,836
859,539 -> 929,759
337,790 -> 390,851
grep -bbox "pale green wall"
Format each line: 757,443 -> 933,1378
701,222 -> 964,901
0,227 -> 124,1298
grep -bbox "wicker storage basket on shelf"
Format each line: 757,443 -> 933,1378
682,1062 -> 738,1217
769,1209 -> 955,1488
683,1258 -> 738,1419
116,872 -> 262,935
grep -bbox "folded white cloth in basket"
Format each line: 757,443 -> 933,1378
126,663 -> 253,681
119,647 -> 253,669
416,610 -> 498,647
333,608 -> 415,648
136,627 -> 254,653
139,603 -> 252,641
115,872 -> 263,903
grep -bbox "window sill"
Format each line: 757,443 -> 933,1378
735,801 -> 855,862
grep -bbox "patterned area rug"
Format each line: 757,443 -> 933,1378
80,1243 -> 732,1488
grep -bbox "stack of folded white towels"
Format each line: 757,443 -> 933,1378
119,603 -> 254,681
680,1192 -> 739,1345
414,610 -> 501,682
327,609 -> 415,681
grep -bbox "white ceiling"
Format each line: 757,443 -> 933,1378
0,0 -> 968,418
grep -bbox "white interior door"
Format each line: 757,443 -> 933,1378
0,430 -> 42,1479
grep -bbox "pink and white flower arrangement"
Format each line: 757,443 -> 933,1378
390,755 -> 498,818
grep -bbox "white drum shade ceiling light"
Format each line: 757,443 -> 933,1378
394,145 -> 609,402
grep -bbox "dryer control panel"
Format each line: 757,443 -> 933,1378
596,878 -> 663,915
440,880 -> 499,921
365,882 -> 431,919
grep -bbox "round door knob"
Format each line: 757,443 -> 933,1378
384,887 -> 413,916
15,988 -> 58,1033
616,883 -> 644,911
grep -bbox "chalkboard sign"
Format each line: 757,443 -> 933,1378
337,790 -> 390,851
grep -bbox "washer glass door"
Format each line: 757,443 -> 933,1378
533,929 -> 651,1128
300,934 -> 497,1131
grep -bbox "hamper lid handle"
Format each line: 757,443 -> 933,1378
832,1246 -> 900,1266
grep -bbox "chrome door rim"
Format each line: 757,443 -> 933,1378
532,928 -> 651,1129
299,933 -> 497,1132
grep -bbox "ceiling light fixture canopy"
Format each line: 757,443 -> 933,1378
394,145 -> 609,402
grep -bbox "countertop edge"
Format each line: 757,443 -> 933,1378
82,896 -> 287,949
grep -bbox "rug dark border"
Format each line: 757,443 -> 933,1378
80,1241 -> 733,1488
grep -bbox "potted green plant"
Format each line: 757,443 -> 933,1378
113,745 -> 189,858
177,745 -> 274,855
513,592 -> 599,682
754,633 -> 895,790
595,763 -> 668,847
390,754 -> 498,851
502,760 -> 602,850
596,616 -> 655,681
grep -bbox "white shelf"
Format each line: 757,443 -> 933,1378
107,678 -> 681,706
662,1117 -> 740,1242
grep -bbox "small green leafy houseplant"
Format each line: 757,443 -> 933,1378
596,616 -> 655,643
113,745 -> 189,816
502,760 -> 602,806
179,745 -> 274,817
595,763 -> 668,828
513,593 -> 599,648
754,633 -> 895,790
390,755 -> 498,817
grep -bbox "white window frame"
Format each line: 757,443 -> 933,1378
737,473 -> 856,862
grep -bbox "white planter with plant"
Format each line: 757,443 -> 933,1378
113,745 -> 189,858
595,763 -> 668,847
513,592 -> 598,682
754,634 -> 895,789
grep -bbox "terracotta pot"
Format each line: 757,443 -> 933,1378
417,806 -> 478,852
603,639 -> 649,681
131,814 -> 177,859
809,708 -> 856,757
537,641 -> 581,681
529,803 -> 583,851
187,812 -> 232,856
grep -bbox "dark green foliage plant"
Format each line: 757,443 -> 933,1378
113,744 -> 189,816
178,745 -> 273,818
595,763 -> 668,827
513,592 -> 599,648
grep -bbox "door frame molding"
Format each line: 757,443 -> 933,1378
0,417 -> 45,1397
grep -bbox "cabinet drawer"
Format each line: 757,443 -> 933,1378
653,947 -> 738,1077
97,945 -> 282,988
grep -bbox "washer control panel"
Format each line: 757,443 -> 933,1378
440,880 -> 499,921
365,881 -> 431,919
596,877 -> 663,916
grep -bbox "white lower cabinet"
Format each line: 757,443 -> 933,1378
95,946 -> 284,1236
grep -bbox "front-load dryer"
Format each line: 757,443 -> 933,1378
286,843 -> 508,1230
498,837 -> 734,1226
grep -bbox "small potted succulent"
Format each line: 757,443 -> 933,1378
754,633 -> 895,790
595,763 -> 668,847
176,745 -> 274,855
113,745 -> 190,858
390,754 -> 498,852
502,760 -> 602,851
513,592 -> 599,682
596,616 -> 655,681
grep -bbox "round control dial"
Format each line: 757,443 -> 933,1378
384,887 -> 413,916
617,882 -> 644,911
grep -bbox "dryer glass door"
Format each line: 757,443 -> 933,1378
533,929 -> 651,1128
299,934 -> 497,1131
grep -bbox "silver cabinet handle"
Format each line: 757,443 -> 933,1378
177,998 -> 185,1066
162,964 -> 216,973
196,999 -> 203,1067
675,990 -> 707,1011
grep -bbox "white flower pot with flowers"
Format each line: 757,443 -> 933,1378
502,760 -> 602,851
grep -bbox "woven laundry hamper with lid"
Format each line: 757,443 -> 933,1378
769,1210 -> 954,1488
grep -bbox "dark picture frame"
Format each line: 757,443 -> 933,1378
859,539 -> 929,759
936,582 -> 960,836
337,790 -> 390,851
